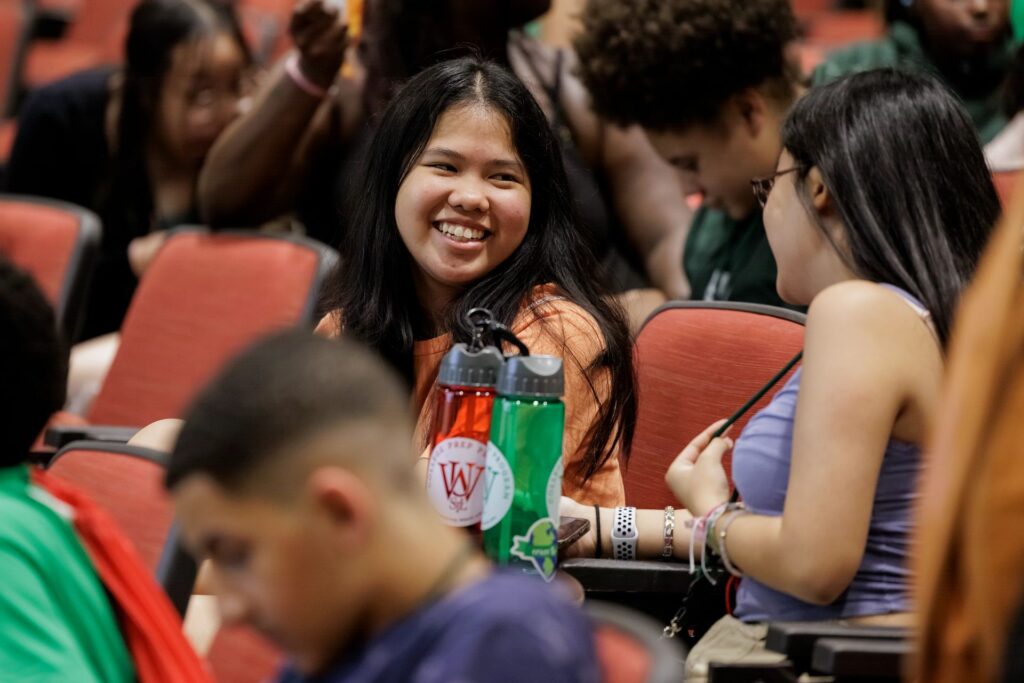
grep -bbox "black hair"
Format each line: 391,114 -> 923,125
0,258 -> 67,466
167,330 -> 411,491
781,68 -> 998,347
573,0 -> 800,130
323,56 -> 636,485
361,0 -> 550,115
101,0 -> 250,239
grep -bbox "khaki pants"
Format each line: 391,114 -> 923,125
684,616 -> 789,682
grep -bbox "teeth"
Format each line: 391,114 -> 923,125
436,222 -> 486,241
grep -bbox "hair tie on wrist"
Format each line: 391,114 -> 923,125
285,53 -> 328,99
593,504 -> 603,559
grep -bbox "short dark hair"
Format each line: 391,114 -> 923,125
781,69 -> 998,347
573,0 -> 799,130
166,331 -> 412,491
0,258 -> 67,465
324,56 -> 636,485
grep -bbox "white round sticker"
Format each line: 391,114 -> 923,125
425,437 -> 488,527
546,458 -> 564,521
481,442 -> 514,531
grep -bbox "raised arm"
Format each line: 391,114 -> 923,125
197,0 -> 348,227
556,50 -> 693,299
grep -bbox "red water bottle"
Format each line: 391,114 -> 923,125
425,341 -> 504,535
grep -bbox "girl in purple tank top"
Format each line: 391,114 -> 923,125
563,67 -> 998,676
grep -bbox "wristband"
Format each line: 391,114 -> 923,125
611,506 -> 638,561
715,507 -> 747,578
660,506 -> 676,559
285,53 -> 328,99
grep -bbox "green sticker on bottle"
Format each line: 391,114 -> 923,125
511,517 -> 558,582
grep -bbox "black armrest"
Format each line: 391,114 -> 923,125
560,558 -> 692,593
44,425 -> 140,449
30,8 -> 73,40
811,637 -> 908,680
765,622 -> 907,672
708,661 -> 798,683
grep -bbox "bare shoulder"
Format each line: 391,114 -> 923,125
805,281 -> 938,373
807,280 -> 926,332
314,310 -> 343,339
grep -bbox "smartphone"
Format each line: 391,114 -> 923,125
557,516 -> 590,549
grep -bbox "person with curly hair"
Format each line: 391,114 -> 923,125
814,0 -> 1014,144
574,0 -> 801,308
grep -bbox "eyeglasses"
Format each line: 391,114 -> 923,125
750,167 -> 803,208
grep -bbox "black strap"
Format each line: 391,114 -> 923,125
716,351 -> 803,502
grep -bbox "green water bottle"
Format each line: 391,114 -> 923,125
481,355 -> 564,582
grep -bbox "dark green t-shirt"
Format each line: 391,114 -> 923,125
812,21 -> 1015,144
683,206 -> 788,308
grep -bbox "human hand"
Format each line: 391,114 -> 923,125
290,0 -> 349,89
127,230 -> 168,277
558,496 -> 598,559
665,419 -> 733,518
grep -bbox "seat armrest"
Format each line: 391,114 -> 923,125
560,558 -> 693,593
811,637 -> 908,680
45,425 -> 140,449
765,622 -> 907,672
708,661 -> 798,683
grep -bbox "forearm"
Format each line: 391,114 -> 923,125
591,506 -> 694,560
643,219 -> 690,300
198,57 -> 326,226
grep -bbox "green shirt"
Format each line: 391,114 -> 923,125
0,465 -> 135,683
683,207 -> 788,308
812,21 -> 1015,143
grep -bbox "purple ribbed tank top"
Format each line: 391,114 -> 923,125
731,285 -> 926,622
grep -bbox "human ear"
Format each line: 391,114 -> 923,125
307,467 -> 376,547
735,89 -> 768,138
805,166 -> 833,216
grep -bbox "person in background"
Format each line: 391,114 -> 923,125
574,0 -> 800,308
912,180 -> 1024,683
166,330 -> 600,683
563,69 -> 998,681
198,0 -> 692,311
0,257 -> 210,682
315,56 -> 636,507
814,0 -> 1015,144
6,0 -> 253,341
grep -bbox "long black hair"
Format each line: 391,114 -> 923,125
102,0 -> 250,236
325,56 -> 636,484
781,68 -> 999,347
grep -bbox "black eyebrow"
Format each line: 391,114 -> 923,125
422,147 -> 523,171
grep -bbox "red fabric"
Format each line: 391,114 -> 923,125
0,198 -> 81,306
991,170 -> 1021,208
21,0 -> 130,87
594,626 -> 651,683
48,446 -> 174,571
0,1 -> 24,121
803,10 -> 884,48
625,306 -> 804,509
207,625 -> 284,683
0,119 -> 16,164
88,232 -> 321,426
29,468 -> 213,683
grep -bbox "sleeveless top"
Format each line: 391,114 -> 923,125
731,284 -> 929,622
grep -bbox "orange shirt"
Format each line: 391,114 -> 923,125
315,285 -> 624,506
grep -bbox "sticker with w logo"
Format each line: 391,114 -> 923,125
426,437 -> 488,527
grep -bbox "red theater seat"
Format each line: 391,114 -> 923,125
625,302 -> 806,510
